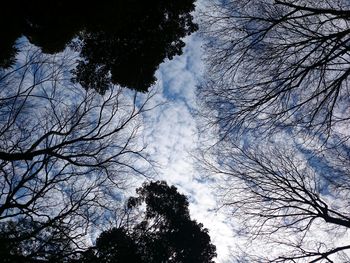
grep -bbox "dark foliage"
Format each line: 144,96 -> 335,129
0,219 -> 73,263
78,181 -> 217,263
0,0 -> 198,93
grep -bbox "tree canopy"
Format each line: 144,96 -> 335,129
1,0 -> 198,93
79,181 -> 217,263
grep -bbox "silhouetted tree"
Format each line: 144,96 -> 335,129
199,138 -> 350,262
0,219 -> 74,263
1,0 -> 198,93
0,45 -> 154,262
199,0 -> 350,138
78,181 -> 217,263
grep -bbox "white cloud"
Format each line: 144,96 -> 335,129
139,33 -> 236,262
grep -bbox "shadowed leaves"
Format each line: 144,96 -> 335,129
1,0 -> 198,93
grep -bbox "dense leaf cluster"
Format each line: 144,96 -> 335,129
1,0 -> 198,92
78,181 -> 217,263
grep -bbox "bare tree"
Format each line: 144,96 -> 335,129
199,0 -> 350,139
197,1 -> 350,261
199,137 -> 350,262
0,44 -> 154,261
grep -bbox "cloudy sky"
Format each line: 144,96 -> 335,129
137,31 -> 236,262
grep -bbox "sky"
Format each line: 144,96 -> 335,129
139,32 -> 236,262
